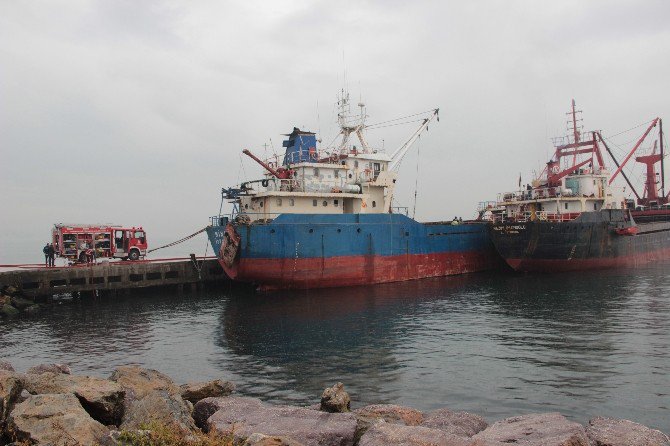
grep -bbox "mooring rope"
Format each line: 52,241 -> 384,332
147,227 -> 209,253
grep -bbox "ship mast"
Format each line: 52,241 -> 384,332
336,89 -> 370,155
567,99 -> 583,166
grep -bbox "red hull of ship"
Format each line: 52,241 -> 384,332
220,250 -> 498,290
506,246 -> 670,272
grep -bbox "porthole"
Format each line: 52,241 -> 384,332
337,229 -> 342,233
270,229 -> 275,234
309,229 -> 314,233
357,228 -> 361,233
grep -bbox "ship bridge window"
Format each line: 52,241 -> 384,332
334,199 -> 339,207
289,198 -> 295,206
260,201 -> 264,208
565,203 -> 568,210
314,168 -> 319,176
594,203 -> 597,210
313,199 -> 317,207
372,200 -> 377,208
276,198 -> 282,206
334,170 -> 339,178
322,200 -> 328,207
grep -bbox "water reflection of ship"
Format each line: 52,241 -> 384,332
216,274 -> 482,405
215,266 -> 668,414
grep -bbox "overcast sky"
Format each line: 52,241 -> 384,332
2,0 -> 669,263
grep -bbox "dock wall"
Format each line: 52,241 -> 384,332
0,258 -> 228,297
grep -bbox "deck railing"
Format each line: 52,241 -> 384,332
492,211 -> 581,223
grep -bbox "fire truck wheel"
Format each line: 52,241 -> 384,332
128,249 -> 140,261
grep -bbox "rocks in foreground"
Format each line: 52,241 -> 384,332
26,362 -> 72,375
199,396 -> 358,446
359,421 -> 471,446
472,412 -> 590,445
0,363 -> 668,446
320,382 -> 351,413
7,393 -> 113,446
22,371 -> 125,425
0,361 -> 14,372
354,403 -> 424,426
586,416 -> 670,446
180,378 -> 236,404
110,365 -> 196,432
0,370 -> 23,433
421,407 -> 488,438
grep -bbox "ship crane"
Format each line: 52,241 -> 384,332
389,108 -> 439,171
242,149 -> 292,179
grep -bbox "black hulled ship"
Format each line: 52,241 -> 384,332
487,101 -> 670,272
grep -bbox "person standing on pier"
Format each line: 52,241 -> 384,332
42,243 -> 50,266
48,243 -> 56,267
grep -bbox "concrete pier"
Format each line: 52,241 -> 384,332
0,258 -> 228,298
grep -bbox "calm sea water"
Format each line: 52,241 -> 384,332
1,264 -> 669,432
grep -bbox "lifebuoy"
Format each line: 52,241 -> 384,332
261,179 -> 269,187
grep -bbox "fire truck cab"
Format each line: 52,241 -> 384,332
112,228 -> 147,261
52,224 -> 148,263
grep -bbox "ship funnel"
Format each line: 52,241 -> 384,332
282,127 -> 317,166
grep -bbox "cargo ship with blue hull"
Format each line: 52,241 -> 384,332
486,101 -> 670,272
207,93 -> 499,290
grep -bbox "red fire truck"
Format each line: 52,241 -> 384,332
52,224 -> 148,262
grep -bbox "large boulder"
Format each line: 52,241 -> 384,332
6,393 -> 113,446
0,304 -> 20,318
359,421 -> 471,446
421,407 -> 488,438
22,372 -> 124,425
0,370 -> 23,433
2,286 -> 19,296
193,396 -> 259,430
354,404 -> 424,426
10,296 -> 34,311
203,396 -> 358,446
0,361 -> 14,372
26,363 -> 71,375
472,412 -> 589,445
180,379 -> 235,404
586,416 -> 670,446
110,365 -> 195,432
320,382 -> 351,413
245,432 -> 305,446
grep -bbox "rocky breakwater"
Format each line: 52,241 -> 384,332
0,364 -> 667,446
0,286 -> 41,318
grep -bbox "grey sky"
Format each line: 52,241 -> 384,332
2,0 -> 669,263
